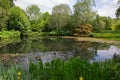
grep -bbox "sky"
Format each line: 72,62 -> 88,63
14,0 -> 119,18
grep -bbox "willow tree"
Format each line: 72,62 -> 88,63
73,0 -> 95,26
26,4 -> 41,21
49,4 -> 72,30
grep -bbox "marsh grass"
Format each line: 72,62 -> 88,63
0,57 -> 120,80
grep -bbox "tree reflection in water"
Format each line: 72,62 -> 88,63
0,37 -> 116,62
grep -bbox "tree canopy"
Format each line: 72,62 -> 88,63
116,6 -> 120,18
26,4 -> 41,21
0,0 -> 14,9
49,4 -> 72,30
73,1 -> 95,26
8,6 -> 30,33
0,7 -> 9,30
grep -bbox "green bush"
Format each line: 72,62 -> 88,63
113,20 -> 120,31
8,6 -> 30,34
0,30 -> 20,39
74,24 -> 92,36
0,7 -> 9,31
31,22 -> 44,32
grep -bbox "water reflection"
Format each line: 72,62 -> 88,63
0,37 -> 120,62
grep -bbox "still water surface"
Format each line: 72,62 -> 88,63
0,38 -> 120,70
0,37 -> 120,67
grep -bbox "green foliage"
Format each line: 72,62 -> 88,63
92,15 -> 102,32
8,6 -> 30,34
29,58 -> 120,80
49,4 -> 72,30
76,0 -> 95,6
103,17 -> 112,30
73,1 -> 95,26
0,57 -> 120,80
31,21 -> 44,32
0,30 -> 20,39
114,20 -> 120,31
116,6 -> 120,18
26,4 -> 41,21
0,0 -> 14,9
92,15 -> 113,32
0,64 -> 17,80
42,12 -> 50,32
89,33 -> 120,38
0,7 -> 9,30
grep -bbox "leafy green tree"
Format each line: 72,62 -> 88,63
102,17 -> 112,30
41,12 -> 50,31
0,7 -> 9,30
113,20 -> 120,31
49,4 -> 72,30
42,12 -> 50,24
0,0 -> 14,9
92,15 -> 102,32
92,15 -> 112,32
73,1 -> 95,26
30,21 -> 44,32
116,6 -> 120,18
26,4 -> 41,21
76,0 -> 95,4
8,6 -> 30,34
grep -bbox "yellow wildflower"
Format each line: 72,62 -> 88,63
17,71 -> 21,76
80,76 -> 83,80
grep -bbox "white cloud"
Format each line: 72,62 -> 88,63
14,0 -> 119,18
14,0 -> 71,13
96,0 -> 119,18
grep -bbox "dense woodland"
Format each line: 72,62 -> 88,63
0,0 -> 120,38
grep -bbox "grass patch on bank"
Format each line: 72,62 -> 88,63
89,33 -> 120,40
0,57 -> 120,80
0,31 -> 20,40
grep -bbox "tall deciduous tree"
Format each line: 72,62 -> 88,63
76,0 -> 95,6
0,0 -> 14,30
8,7 -> 30,33
0,7 -> 9,30
41,12 -> 50,31
26,4 -> 41,21
73,0 -> 95,26
116,6 -> 120,18
49,4 -> 72,30
0,0 -> 14,9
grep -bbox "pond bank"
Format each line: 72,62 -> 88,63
0,54 -> 24,63
0,36 -> 120,64
61,36 -> 120,45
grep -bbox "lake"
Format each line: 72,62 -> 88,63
0,37 -> 120,69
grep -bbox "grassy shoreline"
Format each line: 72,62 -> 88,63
89,33 -> 120,40
0,57 -> 120,80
